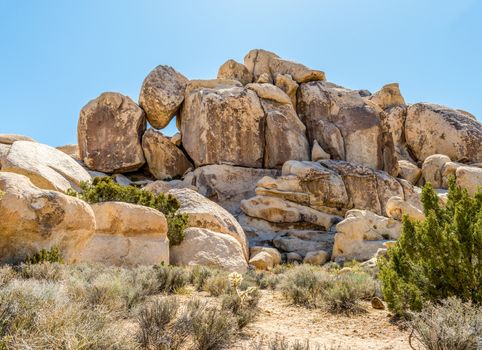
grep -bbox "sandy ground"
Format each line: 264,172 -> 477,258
232,290 -> 413,350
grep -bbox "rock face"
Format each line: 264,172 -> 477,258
386,196 -> 425,222
297,81 -> 397,174
0,134 -> 36,145
368,83 -> 405,110
244,49 -> 325,84
398,160 -> 421,185
170,227 -> 248,273
183,164 -> 279,214
303,250 -> 329,265
249,246 -> 282,270
78,92 -> 146,173
181,84 -> 265,168
139,65 -> 189,129
217,59 -> 252,85
56,144 -> 80,160
422,154 -> 451,188
333,209 -> 401,261
167,188 -> 249,259
456,166 -> 482,195
0,172 -> 95,264
79,202 -> 169,266
405,103 -> 482,163
142,128 -> 193,180
0,141 -> 91,192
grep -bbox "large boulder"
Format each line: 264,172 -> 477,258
398,160 -> 422,185
142,128 -> 193,180
368,83 -> 405,110
421,154 -> 452,189
0,141 -> 91,192
272,231 -> 334,257
183,164 -> 279,214
456,166 -> 482,196
275,74 -> 298,107
78,92 -> 146,173
405,103 -> 482,163
244,49 -> 325,84
79,202 -> 169,266
217,59 -> 252,85
249,246 -> 282,270
180,84 -> 265,168
139,65 -> 189,129
297,81 -> 397,174
170,227 -> 247,273
333,209 -> 401,261
0,134 -> 35,145
167,188 -> 249,260
386,196 -> 425,222
0,172 -> 95,264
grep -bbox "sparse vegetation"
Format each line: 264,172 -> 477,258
69,177 -> 188,246
25,246 -> 64,264
378,178 -> 482,315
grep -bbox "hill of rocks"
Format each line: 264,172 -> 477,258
1,49 -> 481,271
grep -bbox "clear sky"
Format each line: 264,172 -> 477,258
1,0 -> 481,147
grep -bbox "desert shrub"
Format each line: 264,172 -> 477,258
0,266 -> 15,287
204,273 -> 230,297
378,178 -> 482,315
18,262 -> 64,281
25,246 -> 64,264
188,266 -> 214,291
243,269 -> 280,290
409,297 -> 481,350
184,299 -> 237,350
73,177 -> 188,246
136,297 -> 180,350
155,264 -> 189,294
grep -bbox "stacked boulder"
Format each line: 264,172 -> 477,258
1,48 -> 481,270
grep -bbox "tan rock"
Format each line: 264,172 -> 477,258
405,103 -> 482,163
182,164 -> 279,214
142,128 -> 192,180
249,246 -> 282,270
78,92 -> 146,173
386,196 -> 425,222
455,166 -> 482,195
143,179 -> 197,194
170,132 -> 182,146
139,65 -> 188,129
398,160 -> 421,185
303,250 -> 329,265
56,144 -> 79,160
369,83 -> 405,110
217,59 -> 252,85
371,297 -> 385,310
273,233 -> 334,257
311,140 -> 330,161
0,144 -> 11,165
170,227 -> 247,273
256,73 -> 271,84
333,209 -> 401,261
385,106 -> 412,161
181,85 -> 265,168
286,252 -> 303,263
246,83 -> 292,105
244,49 -> 325,84
422,154 -> 451,189
167,188 -> 249,260
297,81 -> 397,173
0,141 -> 91,192
0,172 -> 95,264
262,99 -> 310,168
184,79 -> 242,95
275,74 -> 298,107
0,134 -> 36,145
240,195 -> 341,231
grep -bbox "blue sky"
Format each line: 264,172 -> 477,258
1,0 -> 481,146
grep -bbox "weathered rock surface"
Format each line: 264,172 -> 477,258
311,140 -> 330,161
56,144 -> 80,160
78,92 -> 146,173
217,59 -> 252,85
139,65 -> 188,129
297,81 -> 397,174
142,128 -> 192,180
386,196 -> 425,222
249,246 -> 282,270
275,74 -> 298,107
333,209 -> 401,261
170,227 -> 247,273
143,179 -> 197,194
405,103 -> 482,163
244,49 -> 325,84
0,134 -> 36,144
0,141 -> 91,192
422,154 -> 451,188
181,84 -> 265,168
368,83 -> 405,110
456,166 -> 482,195
398,160 -> 421,185
167,188 -> 249,259
0,172 -> 95,264
303,250 -> 329,265
183,165 -> 279,214
246,83 -> 292,105
80,202 -> 169,266
273,231 -> 334,257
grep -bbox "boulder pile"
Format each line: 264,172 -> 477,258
1,48 -> 481,270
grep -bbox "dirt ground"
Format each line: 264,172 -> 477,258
232,290 -> 413,350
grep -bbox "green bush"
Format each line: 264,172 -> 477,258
25,246 -> 64,264
155,264 -> 189,294
409,297 -> 481,350
72,177 -> 188,246
378,178 -> 482,315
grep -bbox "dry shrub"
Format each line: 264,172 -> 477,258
204,273 -> 230,297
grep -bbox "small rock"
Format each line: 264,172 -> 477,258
371,297 -> 385,310
303,250 -> 329,265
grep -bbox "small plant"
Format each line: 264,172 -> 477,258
155,264 -> 188,294
71,177 -> 188,246
378,178 -> 482,315
204,273 -> 230,297
18,261 -> 64,281
25,246 -> 64,264
189,266 -> 213,291
409,298 -> 481,350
